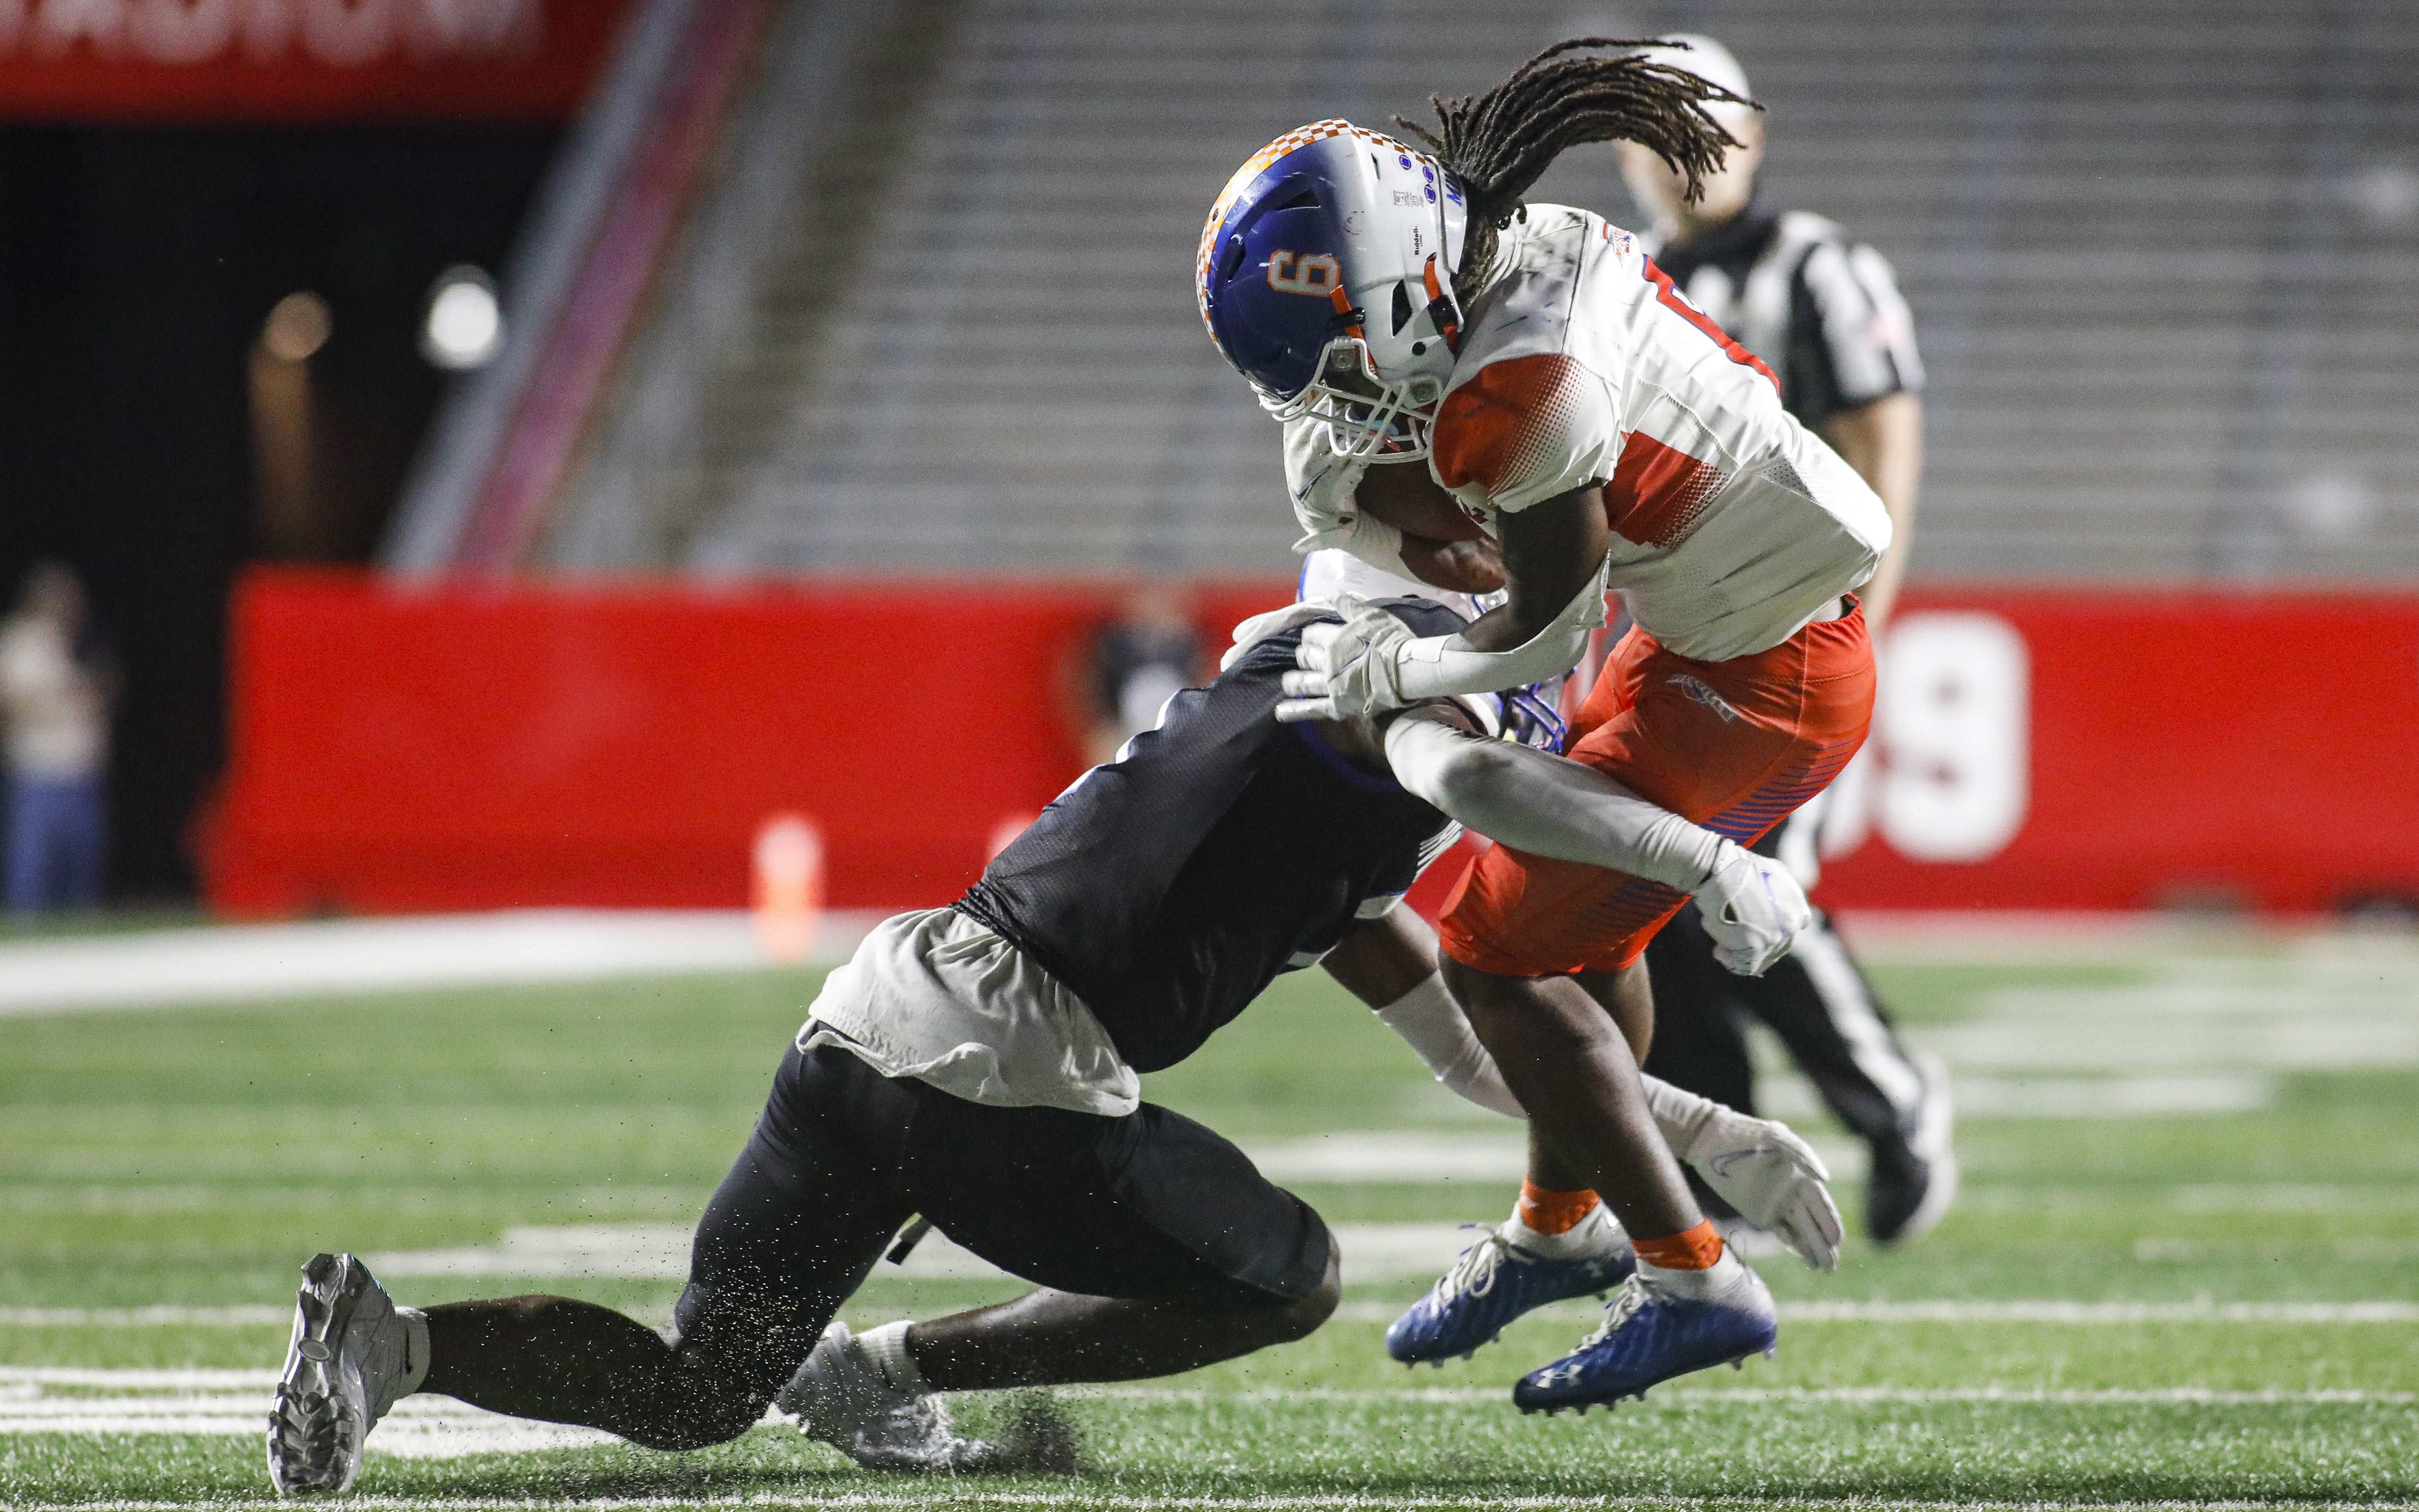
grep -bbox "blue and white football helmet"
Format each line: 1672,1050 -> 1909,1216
1198,121 -> 1470,460
1501,680 -> 1571,754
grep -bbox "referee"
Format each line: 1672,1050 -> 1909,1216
1614,35 -> 1954,1245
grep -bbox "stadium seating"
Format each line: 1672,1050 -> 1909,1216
502,0 -> 2419,581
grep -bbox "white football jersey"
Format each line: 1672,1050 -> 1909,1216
1427,205 -> 1890,664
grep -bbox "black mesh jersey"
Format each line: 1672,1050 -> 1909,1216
954,599 -> 1466,1074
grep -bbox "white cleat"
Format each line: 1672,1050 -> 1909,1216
777,1321 -> 997,1473
267,1252 -> 427,1496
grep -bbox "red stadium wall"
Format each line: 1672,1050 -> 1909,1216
1816,589 -> 2419,914
202,571 -> 1299,916
0,0 -> 636,123
202,571 -> 2419,919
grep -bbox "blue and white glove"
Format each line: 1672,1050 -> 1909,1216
1694,838 -> 1812,976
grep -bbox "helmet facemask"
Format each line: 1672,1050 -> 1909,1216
1502,680 -> 1571,753
1261,333 -> 1448,461
1258,246 -> 1465,461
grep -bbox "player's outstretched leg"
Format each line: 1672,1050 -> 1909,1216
781,1269 -> 1337,1470
771,1043 -> 1340,1471
266,1253 -> 428,1496
1511,1227 -> 1777,1414
410,1290 -> 801,1453
1386,1134 -> 1634,1365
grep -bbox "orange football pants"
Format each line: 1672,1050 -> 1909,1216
1439,602 -> 1875,978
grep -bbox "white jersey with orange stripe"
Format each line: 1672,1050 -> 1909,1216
1426,204 -> 1890,664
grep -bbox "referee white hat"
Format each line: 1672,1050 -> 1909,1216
1629,33 -> 1758,131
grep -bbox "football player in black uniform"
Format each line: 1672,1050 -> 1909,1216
264,598 -> 1840,1492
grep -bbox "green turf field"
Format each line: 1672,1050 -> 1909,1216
3,924 -> 2416,1509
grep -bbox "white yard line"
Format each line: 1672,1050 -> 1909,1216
20,1500 -> 2419,1512
0,1366 -> 282,1387
0,1386 -> 2408,1452
1331,1299 -> 2419,1325
11,1297 -> 2417,1334
0,910 -> 888,1014
2,908 -> 2410,1018
0,1306 -> 289,1327
0,905 -> 2220,1017
0,1388 -> 618,1456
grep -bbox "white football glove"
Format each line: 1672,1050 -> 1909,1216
1220,602 -> 1336,673
1283,417 -> 1412,580
1292,507 -> 1406,579
1274,595 -> 1418,723
1694,837 -> 1812,976
1678,1104 -> 1843,1271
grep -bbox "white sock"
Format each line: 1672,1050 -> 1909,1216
1506,1200 -> 1627,1261
396,1306 -> 432,1396
855,1319 -> 931,1396
1637,1243 -> 1746,1301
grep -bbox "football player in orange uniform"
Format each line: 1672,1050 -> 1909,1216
1198,39 -> 1887,1408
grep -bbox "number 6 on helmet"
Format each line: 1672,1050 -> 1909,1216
1196,121 -> 1470,461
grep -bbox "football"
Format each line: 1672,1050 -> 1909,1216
1355,460 -> 1490,543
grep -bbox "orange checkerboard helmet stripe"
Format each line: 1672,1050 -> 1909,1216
1195,119 -> 1416,360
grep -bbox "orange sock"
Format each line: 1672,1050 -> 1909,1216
1632,1219 -> 1724,1270
1515,1180 -> 1600,1236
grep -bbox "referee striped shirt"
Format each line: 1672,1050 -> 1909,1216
1644,197 -> 1923,432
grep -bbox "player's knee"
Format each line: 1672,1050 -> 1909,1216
1279,1277 -> 1342,1342
618,1385 -> 768,1452
1263,1232 -> 1343,1344
1439,956 -> 1517,1034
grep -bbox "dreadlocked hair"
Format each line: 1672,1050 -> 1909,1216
1394,37 -> 1758,305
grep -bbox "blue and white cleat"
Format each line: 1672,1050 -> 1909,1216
266,1253 -> 427,1496
1512,1253 -> 1776,1414
1385,1210 -> 1635,1365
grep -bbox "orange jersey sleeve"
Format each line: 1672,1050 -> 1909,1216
1429,352 -> 1607,514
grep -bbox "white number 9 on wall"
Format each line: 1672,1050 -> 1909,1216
1873,611 -> 2030,863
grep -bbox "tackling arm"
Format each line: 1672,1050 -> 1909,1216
1276,487 -> 1612,721
1381,707 -> 1810,975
